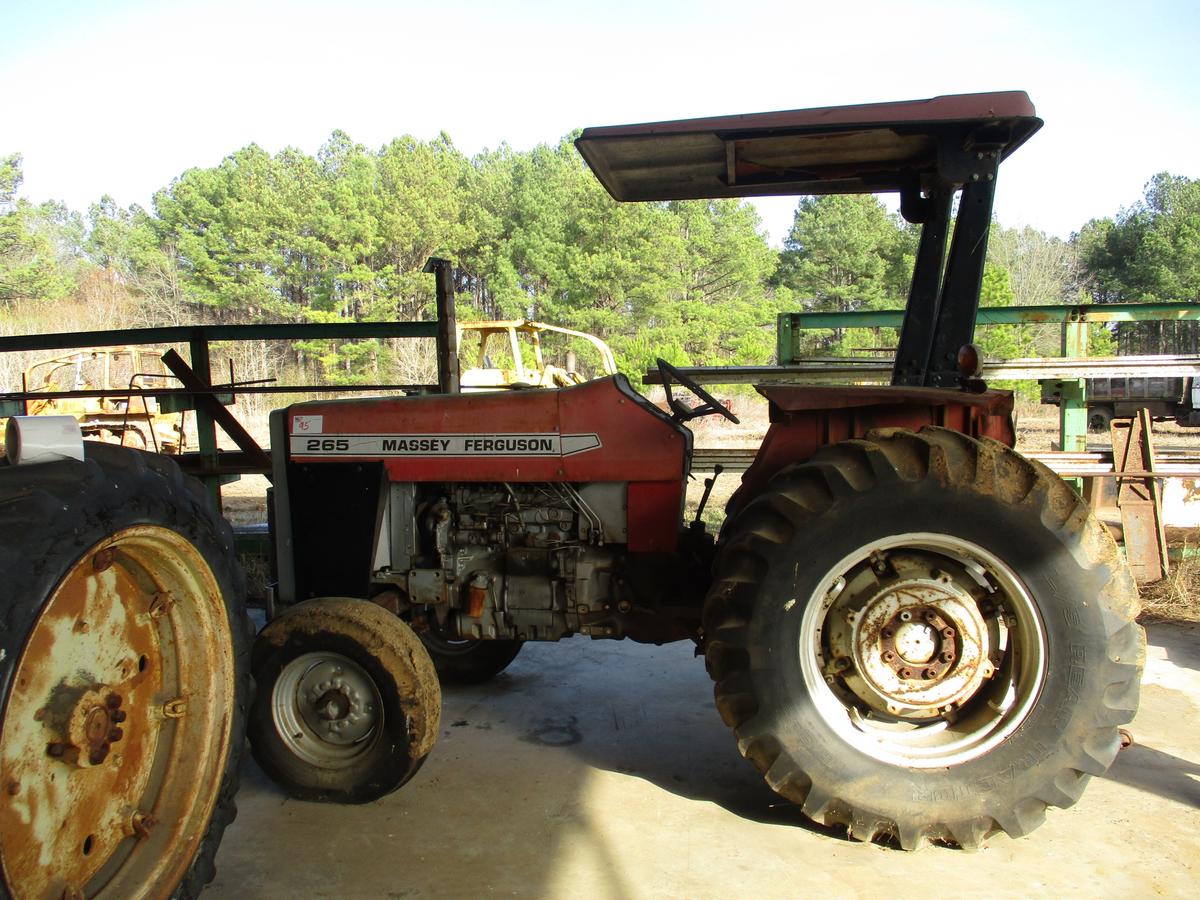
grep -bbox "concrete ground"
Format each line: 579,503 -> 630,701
210,622 -> 1200,899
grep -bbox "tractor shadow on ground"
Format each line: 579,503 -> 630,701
441,636 -> 847,841
1104,742 -> 1200,809
1100,621 -> 1200,809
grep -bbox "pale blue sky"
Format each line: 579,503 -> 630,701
2,0 -> 1198,244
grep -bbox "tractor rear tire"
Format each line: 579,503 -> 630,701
0,444 -> 250,899
704,427 -> 1143,850
249,598 -> 441,803
420,632 -> 524,685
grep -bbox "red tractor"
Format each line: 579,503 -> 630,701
251,91 -> 1142,850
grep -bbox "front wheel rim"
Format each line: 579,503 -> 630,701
272,652 -> 384,768
799,532 -> 1047,768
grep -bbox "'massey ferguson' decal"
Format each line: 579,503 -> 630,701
290,432 -> 602,458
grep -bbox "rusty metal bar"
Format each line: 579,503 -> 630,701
1112,410 -> 1170,583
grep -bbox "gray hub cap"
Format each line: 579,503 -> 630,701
272,652 -> 383,767
799,533 -> 1047,768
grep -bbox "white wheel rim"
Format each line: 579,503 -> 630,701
798,532 -> 1047,768
272,652 -> 383,768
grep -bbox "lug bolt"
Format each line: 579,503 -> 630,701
163,698 -> 187,718
92,549 -> 115,572
106,693 -> 122,709
942,627 -> 954,638
882,629 -> 893,639
108,727 -> 124,743
940,651 -> 954,662
924,610 -> 937,623
898,667 -> 913,679
899,611 -> 912,622
89,747 -> 109,766
922,668 -> 937,679
111,709 -> 127,723
130,812 -> 155,839
882,650 -> 895,662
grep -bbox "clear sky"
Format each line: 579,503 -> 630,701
2,0 -> 1198,245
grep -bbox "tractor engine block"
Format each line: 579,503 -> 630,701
373,482 -> 632,641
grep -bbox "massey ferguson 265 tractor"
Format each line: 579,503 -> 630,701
256,91 -> 1141,848
0,91 -> 1141,899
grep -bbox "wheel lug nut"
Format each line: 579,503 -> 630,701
942,627 -> 954,638
106,693 -> 122,709
130,812 -> 155,839
882,629 -> 893,639
882,650 -> 895,662
898,667 -> 913,679
940,650 -> 954,662
924,611 -> 937,623
922,668 -> 937,679
899,611 -> 912,622
108,727 -> 124,743
111,709 -> 127,723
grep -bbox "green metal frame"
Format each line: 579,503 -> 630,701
776,301 -> 1200,355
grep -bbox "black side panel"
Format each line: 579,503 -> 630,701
287,461 -> 386,602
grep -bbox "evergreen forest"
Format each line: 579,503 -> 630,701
2,131 -> 1198,390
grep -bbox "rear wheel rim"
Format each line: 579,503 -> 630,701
798,532 -> 1047,768
0,526 -> 236,899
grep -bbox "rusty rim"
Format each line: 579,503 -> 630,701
0,526 -> 236,899
799,532 -> 1046,768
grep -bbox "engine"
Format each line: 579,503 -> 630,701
373,482 -> 637,642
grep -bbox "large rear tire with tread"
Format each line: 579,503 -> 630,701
704,427 -> 1143,850
250,598 -> 441,803
0,444 -> 250,899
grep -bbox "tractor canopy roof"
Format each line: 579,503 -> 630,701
576,91 -> 1040,202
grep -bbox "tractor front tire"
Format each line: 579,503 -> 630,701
249,598 -> 441,803
704,427 -> 1142,849
0,444 -> 250,899
420,631 -> 524,685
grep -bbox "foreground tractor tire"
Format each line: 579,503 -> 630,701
704,427 -> 1143,850
419,631 -> 524,685
0,444 -> 250,899
249,598 -> 441,803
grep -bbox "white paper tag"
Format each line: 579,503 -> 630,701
292,415 -> 324,435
